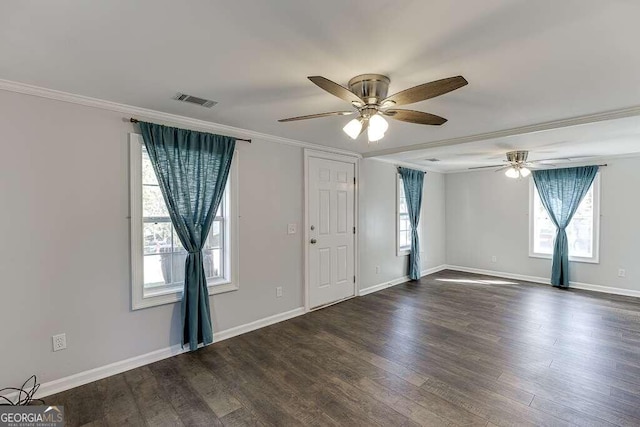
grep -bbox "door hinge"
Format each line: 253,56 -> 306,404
353,177 -> 356,185
353,275 -> 356,283
353,226 -> 356,234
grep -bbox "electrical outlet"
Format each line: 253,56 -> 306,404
52,333 -> 66,352
276,286 -> 283,298
491,256 -> 497,263
618,269 -> 626,278
375,266 -> 381,274
287,223 -> 297,235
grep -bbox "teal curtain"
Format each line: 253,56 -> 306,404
532,166 -> 598,288
398,167 -> 425,280
139,122 -> 236,350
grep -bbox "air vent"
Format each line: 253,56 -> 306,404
173,93 -> 217,108
424,158 -> 440,162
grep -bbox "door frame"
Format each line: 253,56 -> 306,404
304,149 -> 360,312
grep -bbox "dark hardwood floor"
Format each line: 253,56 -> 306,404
46,270 -> 640,426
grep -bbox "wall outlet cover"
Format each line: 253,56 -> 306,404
276,286 -> 283,297
287,223 -> 297,235
52,333 -> 66,352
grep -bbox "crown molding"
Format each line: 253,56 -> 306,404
0,78 -> 361,158
363,105 -> 640,159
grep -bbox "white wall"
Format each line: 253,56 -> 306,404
359,159 -> 447,289
445,159 -> 640,292
0,89 -> 305,388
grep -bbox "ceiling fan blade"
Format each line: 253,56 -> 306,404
308,76 -> 364,105
467,164 -> 504,170
278,111 -> 354,122
381,76 -> 468,106
383,109 -> 447,125
523,162 -> 550,168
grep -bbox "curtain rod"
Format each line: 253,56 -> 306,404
129,118 -> 251,143
397,166 -> 427,173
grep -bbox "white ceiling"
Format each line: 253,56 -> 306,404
2,1 -> 640,157
377,115 -> 640,172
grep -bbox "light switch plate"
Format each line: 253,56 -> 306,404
287,223 -> 297,234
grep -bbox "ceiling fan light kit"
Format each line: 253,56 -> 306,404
279,73 -> 468,144
367,113 -> 389,142
343,118 -> 364,139
505,165 -> 531,179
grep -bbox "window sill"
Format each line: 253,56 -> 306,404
529,253 -> 600,264
397,248 -> 410,257
133,281 -> 239,310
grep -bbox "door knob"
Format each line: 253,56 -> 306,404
310,238 -> 317,244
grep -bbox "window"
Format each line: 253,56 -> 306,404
397,174 -> 413,256
130,134 -> 238,309
529,174 -> 600,263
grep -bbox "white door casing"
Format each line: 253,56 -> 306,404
306,152 -> 356,309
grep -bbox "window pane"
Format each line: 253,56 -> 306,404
206,221 -> 222,249
172,227 -> 187,253
143,222 -> 172,255
144,254 -> 171,286
400,231 -> 410,249
399,199 -> 408,215
566,186 -> 594,258
143,185 -> 169,217
203,249 -> 222,278
215,199 -> 223,218
172,252 -> 187,284
142,150 -> 159,186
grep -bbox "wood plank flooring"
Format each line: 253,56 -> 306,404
45,270 -> 640,426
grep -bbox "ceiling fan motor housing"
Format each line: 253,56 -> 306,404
507,150 -> 529,163
348,74 -> 390,106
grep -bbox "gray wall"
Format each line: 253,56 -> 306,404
359,159 -> 447,289
445,159 -> 640,292
0,90 -> 304,387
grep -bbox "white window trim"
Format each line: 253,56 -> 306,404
396,173 -> 420,257
130,133 -> 239,310
528,174 -> 600,264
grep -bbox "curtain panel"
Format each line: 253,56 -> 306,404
532,165 -> 598,288
139,121 -> 236,350
398,167 -> 425,280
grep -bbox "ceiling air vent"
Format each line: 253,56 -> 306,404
424,158 -> 440,162
173,93 -> 217,108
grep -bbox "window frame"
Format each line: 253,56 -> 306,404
396,173 -> 419,256
528,173 -> 600,264
130,133 -> 239,310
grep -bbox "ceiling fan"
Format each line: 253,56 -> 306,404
278,74 -> 468,143
468,150 -> 569,179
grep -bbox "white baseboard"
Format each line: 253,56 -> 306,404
8,307 -> 305,401
359,275 -> 411,296
359,264 -> 447,296
444,265 -> 640,298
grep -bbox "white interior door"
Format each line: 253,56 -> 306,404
308,156 -> 355,309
